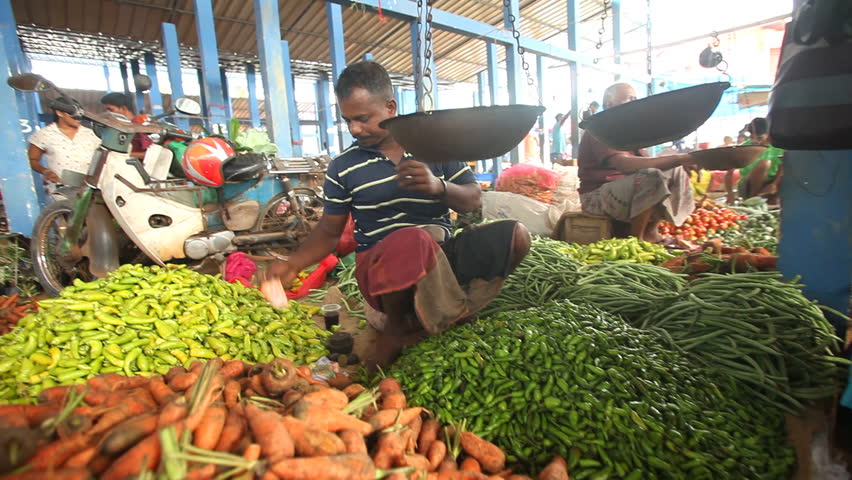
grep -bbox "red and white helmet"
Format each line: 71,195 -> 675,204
181,137 -> 235,187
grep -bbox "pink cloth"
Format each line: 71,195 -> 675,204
224,252 -> 257,287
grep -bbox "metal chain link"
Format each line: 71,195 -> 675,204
503,0 -> 534,87
594,0 -> 611,64
422,0 -> 435,110
709,31 -> 731,81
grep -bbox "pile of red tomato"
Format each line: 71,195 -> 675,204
658,207 -> 748,241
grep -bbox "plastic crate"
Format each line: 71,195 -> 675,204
555,212 -> 613,245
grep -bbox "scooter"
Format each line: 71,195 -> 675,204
9,73 -> 327,296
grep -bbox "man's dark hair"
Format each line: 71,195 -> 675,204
749,117 -> 768,136
334,61 -> 393,102
100,92 -> 135,113
589,101 -> 600,108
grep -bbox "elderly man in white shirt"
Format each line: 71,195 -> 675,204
27,96 -> 101,187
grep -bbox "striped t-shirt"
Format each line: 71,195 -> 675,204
323,143 -> 477,251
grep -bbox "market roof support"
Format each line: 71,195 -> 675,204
316,72 -> 335,155
0,29 -> 40,235
536,55 -> 546,164
486,41 -> 502,179
566,0 -> 580,155
119,61 -> 130,95
161,22 -> 189,130
363,53 -> 374,61
612,0 -> 622,72
144,53 -> 164,115
130,60 -> 146,114
410,10 -> 438,111
196,68 -> 208,127
254,0 -> 293,156
0,0 -> 38,137
326,2 -> 352,149
282,40 -> 302,157
246,63 -> 261,128
194,0 -> 228,133
219,67 -> 232,119
103,64 -> 111,92
477,72 -> 486,107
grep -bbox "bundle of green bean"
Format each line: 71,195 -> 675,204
390,300 -> 794,478
559,237 -> 677,265
0,264 -> 330,403
566,262 -> 686,321
638,272 -> 847,413
480,237 -> 582,316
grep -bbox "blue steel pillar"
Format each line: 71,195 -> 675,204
194,0 -> 228,132
196,68 -> 208,126
254,0 -> 293,156
103,64 -> 111,91
119,62 -> 131,95
246,64 -> 260,128
282,41 -> 302,157
0,30 -> 40,235
612,0 -> 622,70
161,22 -> 189,130
129,60 -> 146,114
536,55 -> 546,163
486,41 -> 502,179
0,0 -> 39,167
144,53 -> 164,115
567,0 -> 580,155
477,73 -> 486,107
502,0 -> 522,105
393,86 -> 403,111
410,16 -> 438,111
316,72 -> 334,155
219,68 -> 232,118
778,151 -> 852,338
362,53 -> 374,61
326,2 -> 352,148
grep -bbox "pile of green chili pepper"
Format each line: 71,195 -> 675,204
559,237 -> 677,265
638,272 -> 848,413
480,237 -> 582,317
0,263 -> 330,403
390,300 -> 794,478
565,262 -> 687,321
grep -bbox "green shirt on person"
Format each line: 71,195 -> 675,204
739,139 -> 784,181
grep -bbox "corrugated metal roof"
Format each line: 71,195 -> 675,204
12,0 -> 619,84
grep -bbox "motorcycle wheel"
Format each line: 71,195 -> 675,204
252,188 -> 324,260
31,200 -> 95,297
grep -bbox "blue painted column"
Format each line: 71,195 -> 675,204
393,86 -> 403,111
282,41 -> 302,157
504,0 -> 522,164
486,41 -> 502,179
254,0 -> 293,156
316,72 -> 335,155
536,55 -> 546,163
477,72 -> 486,107
196,68 -> 208,127
326,2 -> 352,148
567,0 -> 580,155
144,53 -> 164,115
129,60 -> 146,114
246,64 -> 260,128
410,16 -> 438,111
362,53 -> 374,61
612,0 -> 622,70
0,30 -> 40,235
161,22 -> 189,130
103,64 -> 111,91
119,62 -> 131,95
194,0 -> 228,133
778,151 -> 852,338
219,68 -> 232,118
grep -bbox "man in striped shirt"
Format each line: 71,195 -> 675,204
265,61 -> 530,368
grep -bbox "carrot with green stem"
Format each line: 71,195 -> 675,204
186,463 -> 217,480
417,419 -> 441,456
293,401 -> 373,435
269,453 -> 377,480
369,407 -> 424,432
98,413 -> 159,456
302,388 -> 349,410
223,380 -> 241,409
427,440 -> 447,471
343,384 -> 367,399
192,401 -> 227,450
282,416 -> 346,457
1,467 -> 93,480
260,358 -> 298,396
405,415 -> 422,452
536,456 -> 568,480
245,403 -> 295,460
215,404 -> 246,453
381,392 -> 407,410
374,431 -> 406,469
459,432 -> 504,474
149,376 -> 177,406
339,429 -> 368,454
26,432 -> 89,470
378,378 -> 402,397
460,458 -> 481,472
88,398 -> 150,436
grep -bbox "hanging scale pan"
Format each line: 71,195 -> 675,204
379,105 -> 545,163
579,82 -> 731,151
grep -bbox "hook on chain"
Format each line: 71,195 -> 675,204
594,0 -> 611,64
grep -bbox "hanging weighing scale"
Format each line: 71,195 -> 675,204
578,32 -> 765,170
379,0 -> 544,163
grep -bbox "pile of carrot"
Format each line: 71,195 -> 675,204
661,238 -> 777,276
0,293 -> 35,335
0,359 -> 567,480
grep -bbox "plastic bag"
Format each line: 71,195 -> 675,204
482,191 -> 563,237
496,164 -> 560,204
551,165 -> 582,212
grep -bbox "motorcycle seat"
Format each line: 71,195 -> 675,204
222,153 -> 267,183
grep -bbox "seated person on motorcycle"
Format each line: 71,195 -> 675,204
100,92 -> 152,160
264,61 -> 531,369
28,95 -> 101,190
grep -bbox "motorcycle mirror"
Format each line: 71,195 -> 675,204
133,74 -> 152,93
174,97 -> 202,116
7,73 -> 55,92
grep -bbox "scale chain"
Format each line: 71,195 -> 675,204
594,0 -> 610,64
503,0 -> 534,87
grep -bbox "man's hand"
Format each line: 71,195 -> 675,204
43,170 -> 61,183
396,160 -> 442,196
263,260 -> 299,290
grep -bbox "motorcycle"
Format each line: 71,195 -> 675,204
9,73 -> 327,296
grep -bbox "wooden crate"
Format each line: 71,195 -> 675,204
555,212 -> 613,245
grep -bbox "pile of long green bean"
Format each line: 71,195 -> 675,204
480,237 -> 582,316
566,262 -> 686,321
0,264 -> 330,403
391,300 -> 794,478
639,272 -> 847,412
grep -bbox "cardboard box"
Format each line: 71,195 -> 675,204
555,212 -> 613,245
